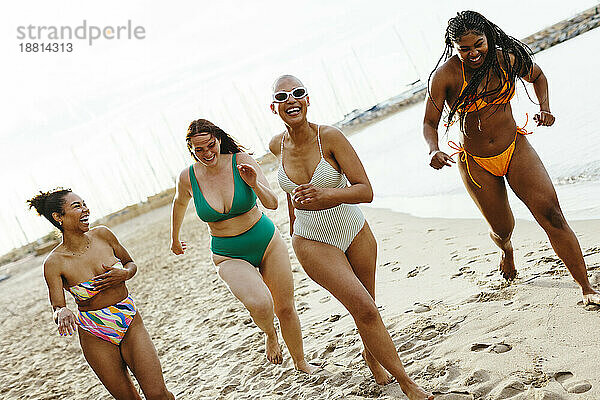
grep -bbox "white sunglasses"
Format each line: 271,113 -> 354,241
272,87 -> 308,103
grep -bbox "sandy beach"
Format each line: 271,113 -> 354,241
1,167 -> 599,400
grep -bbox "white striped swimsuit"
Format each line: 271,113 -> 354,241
277,125 -> 365,252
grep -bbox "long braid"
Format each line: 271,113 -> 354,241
427,11 -> 534,132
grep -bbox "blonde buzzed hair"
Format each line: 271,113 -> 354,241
272,75 -> 304,92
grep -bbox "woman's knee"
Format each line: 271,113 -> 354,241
490,226 -> 513,242
349,298 -> 380,326
274,301 -> 296,320
245,295 -> 274,320
537,204 -> 567,231
143,388 -> 173,400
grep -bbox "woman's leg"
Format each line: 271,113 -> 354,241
292,235 -> 433,400
458,154 -> 518,280
215,255 -> 282,364
259,230 -> 319,374
506,135 -> 599,303
344,222 -> 392,385
119,314 -> 175,400
78,327 -> 142,400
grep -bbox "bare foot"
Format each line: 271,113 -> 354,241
499,250 -> 516,281
583,290 -> 600,306
265,333 -> 282,364
362,350 -> 393,385
398,380 -> 434,400
294,360 -> 321,375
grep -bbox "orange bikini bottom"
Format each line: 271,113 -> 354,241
448,115 -> 532,189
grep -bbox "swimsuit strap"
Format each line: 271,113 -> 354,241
448,141 -> 482,189
516,113 -> 533,135
280,132 -> 285,157
316,125 -> 323,157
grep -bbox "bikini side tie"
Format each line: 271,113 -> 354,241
448,140 -> 482,189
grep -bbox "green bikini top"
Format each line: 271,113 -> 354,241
189,153 -> 257,223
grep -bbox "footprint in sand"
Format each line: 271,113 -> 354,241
465,369 -> 490,386
489,378 -> 526,399
406,265 -> 429,278
433,391 -> 473,399
470,343 -> 512,353
413,303 -> 431,313
419,327 -> 439,341
471,343 -> 491,352
554,371 -> 592,393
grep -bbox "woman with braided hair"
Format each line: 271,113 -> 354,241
28,188 -> 175,399
170,118 -> 318,374
423,11 -> 600,305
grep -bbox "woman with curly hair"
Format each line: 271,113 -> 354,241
423,11 -> 599,305
28,188 -> 174,400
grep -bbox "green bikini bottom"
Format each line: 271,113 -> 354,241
210,213 -> 276,268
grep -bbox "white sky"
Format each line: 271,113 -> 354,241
0,0 -> 597,252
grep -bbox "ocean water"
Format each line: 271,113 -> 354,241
351,27 -> 600,222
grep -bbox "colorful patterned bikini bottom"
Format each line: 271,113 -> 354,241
75,295 -> 137,345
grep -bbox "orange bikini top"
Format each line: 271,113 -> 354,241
458,62 -> 515,113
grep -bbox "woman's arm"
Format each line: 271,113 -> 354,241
236,153 -> 278,209
291,127 -> 372,209
91,227 -> 137,290
268,134 -> 294,233
523,63 -> 555,126
423,67 -> 456,169
171,169 -> 192,254
43,257 -> 77,336
285,193 -> 296,236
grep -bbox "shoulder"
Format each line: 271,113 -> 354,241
319,125 -> 353,155
268,132 -> 285,156
432,55 -> 461,85
91,226 -> 124,249
90,225 -> 116,242
319,125 -> 346,143
43,251 -> 64,276
497,49 -> 514,68
235,151 -> 258,165
178,166 -> 192,186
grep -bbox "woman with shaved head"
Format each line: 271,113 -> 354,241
269,75 -> 433,399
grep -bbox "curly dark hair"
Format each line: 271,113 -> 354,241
27,188 -> 72,232
428,10 -> 534,132
185,119 -> 247,161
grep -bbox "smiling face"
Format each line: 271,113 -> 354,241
454,31 -> 488,69
189,133 -> 221,167
53,192 -> 90,233
270,76 -> 310,127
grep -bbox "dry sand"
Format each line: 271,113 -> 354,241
1,176 -> 599,399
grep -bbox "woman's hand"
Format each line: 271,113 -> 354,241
170,239 -> 187,255
533,110 -> 555,126
292,184 -> 332,209
237,164 -> 258,188
429,150 -> 455,170
54,307 -> 77,337
92,264 -> 131,291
